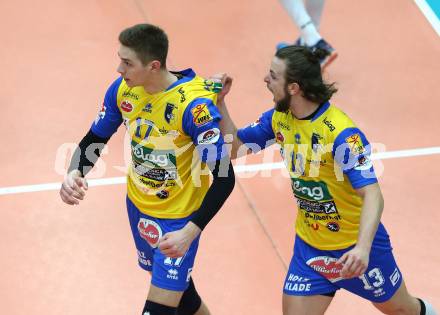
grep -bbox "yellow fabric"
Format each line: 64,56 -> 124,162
116,76 -> 217,218
271,104 -> 364,250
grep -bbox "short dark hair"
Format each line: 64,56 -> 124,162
275,45 -> 337,103
119,24 -> 168,68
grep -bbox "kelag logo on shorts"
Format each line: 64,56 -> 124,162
292,179 -> 332,201
138,219 -> 163,248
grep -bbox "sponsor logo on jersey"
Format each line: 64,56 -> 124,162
326,221 -> 340,232
303,209 -> 341,221
156,189 -> 169,199
306,256 -> 343,282
95,102 -> 106,124
203,79 -> 222,93
354,155 -> 373,171
323,117 -> 335,132
295,133 -> 301,144
131,142 -> 178,182
345,133 -> 365,154
121,100 -> 133,113
191,103 -> 213,126
133,162 -> 177,181
277,121 -> 290,130
138,219 -> 162,248
164,103 -> 177,124
276,131 -> 284,143
250,118 -> 260,128
142,103 -> 152,113
178,87 -> 186,103
197,128 -> 220,144
311,132 -> 323,152
122,91 -> 140,100
292,179 -> 332,202
131,142 -> 176,168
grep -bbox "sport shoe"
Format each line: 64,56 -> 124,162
310,39 -> 338,70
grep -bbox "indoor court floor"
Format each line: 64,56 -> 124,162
1,0 -> 439,314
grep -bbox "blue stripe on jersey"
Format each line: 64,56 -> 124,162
237,108 -> 275,153
167,69 -> 196,91
91,77 -> 123,138
333,127 -> 377,189
182,98 -> 226,162
311,101 -> 330,122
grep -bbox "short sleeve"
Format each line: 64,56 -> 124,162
237,109 -> 275,153
90,77 -> 123,138
182,98 -> 226,162
332,127 -> 378,189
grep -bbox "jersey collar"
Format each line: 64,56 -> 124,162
310,101 -> 331,122
166,69 -> 196,91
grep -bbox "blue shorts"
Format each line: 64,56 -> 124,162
126,196 -> 200,291
283,223 -> 403,303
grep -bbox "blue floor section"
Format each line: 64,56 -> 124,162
426,0 -> 440,20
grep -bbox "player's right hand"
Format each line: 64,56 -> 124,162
59,170 -> 88,205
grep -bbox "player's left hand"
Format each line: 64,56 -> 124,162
337,245 -> 370,279
158,222 -> 201,258
209,73 -> 233,103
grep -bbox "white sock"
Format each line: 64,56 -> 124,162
305,0 -> 326,29
279,0 -> 322,46
423,299 -> 437,315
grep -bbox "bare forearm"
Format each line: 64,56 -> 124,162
217,100 -> 243,159
356,184 -> 384,251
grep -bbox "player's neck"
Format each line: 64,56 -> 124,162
143,70 -> 178,94
290,97 -> 320,119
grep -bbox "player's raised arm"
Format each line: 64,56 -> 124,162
214,73 -> 276,159
210,74 -> 242,159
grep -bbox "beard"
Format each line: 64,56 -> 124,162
274,85 -> 291,112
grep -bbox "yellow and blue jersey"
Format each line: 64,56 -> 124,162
237,102 -> 378,250
91,69 -> 226,219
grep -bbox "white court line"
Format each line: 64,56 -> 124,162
1,146 -> 439,196
414,0 -> 440,37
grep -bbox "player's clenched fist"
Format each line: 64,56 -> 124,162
59,170 -> 88,205
209,73 -> 233,103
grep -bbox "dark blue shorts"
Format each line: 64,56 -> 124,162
126,197 -> 200,291
283,223 -> 403,302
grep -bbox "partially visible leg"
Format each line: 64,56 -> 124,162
278,0 -> 321,46
283,294 -> 333,315
194,302 -> 210,315
276,0 -> 336,67
143,284 -> 183,315
282,235 -> 338,315
177,277 -> 210,315
304,0 -> 325,30
373,280 -> 436,315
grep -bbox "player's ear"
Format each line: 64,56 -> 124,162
287,82 -> 300,96
149,60 -> 162,72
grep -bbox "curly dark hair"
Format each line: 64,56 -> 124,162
275,45 -> 337,103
